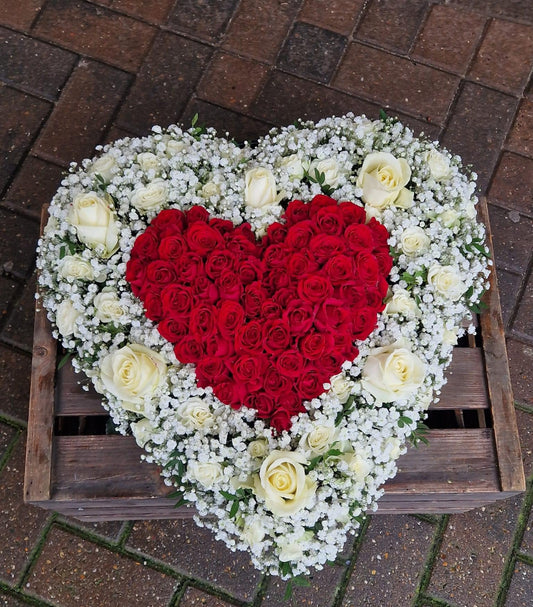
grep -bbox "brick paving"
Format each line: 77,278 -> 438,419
0,1 -> 532,606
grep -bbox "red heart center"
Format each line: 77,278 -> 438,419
126,195 -> 392,432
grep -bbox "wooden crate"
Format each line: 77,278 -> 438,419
24,199 -> 526,521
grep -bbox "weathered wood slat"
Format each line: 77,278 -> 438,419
24,207 -> 56,504
477,197 -> 525,493
435,348 -> 489,410
55,363 -> 105,416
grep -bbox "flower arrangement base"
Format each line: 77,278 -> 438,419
24,198 -> 525,521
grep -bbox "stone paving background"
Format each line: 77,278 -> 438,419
0,0 -> 532,605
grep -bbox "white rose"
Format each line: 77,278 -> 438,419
427,264 -> 466,301
166,139 -> 187,156
137,152 -> 159,172
279,154 -> 305,179
400,226 -> 430,255
465,201 -> 477,219
99,343 -> 167,412
67,191 -> 119,257
384,288 -> 420,317
426,149 -> 452,181
55,300 -> 80,337
201,181 -> 220,198
241,521 -> 265,546
178,397 -> 214,431
343,452 -> 372,482
248,439 -> 269,459
304,425 -> 337,455
89,154 -> 116,183
244,167 -> 279,208
356,152 -> 413,210
93,289 -> 125,323
59,255 -> 95,281
278,541 -> 304,563
383,437 -> 402,459
131,179 -> 168,212
254,450 -> 316,516
443,327 -> 458,345
362,342 -> 426,403
190,462 -> 223,488
329,372 -> 354,403
131,418 -> 156,448
440,209 -> 460,228
310,157 -> 342,187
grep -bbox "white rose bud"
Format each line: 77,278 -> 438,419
465,201 -> 477,219
137,152 -> 159,172
384,288 -> 420,317
356,152 -> 413,210
244,167 -> 279,208
190,461 -> 223,488
131,179 -> 168,212
329,372 -> 354,404
440,209 -> 460,228
241,521 -> 265,546
201,181 -> 220,199
59,255 -> 95,281
426,149 -> 452,181
93,289 -> 125,323
89,154 -> 117,183
178,397 -> 215,431
254,450 -> 316,516
278,541 -> 304,563
248,439 -> 269,459
99,343 -> 167,413
443,327 -> 459,345
343,452 -> 372,482
310,157 -> 342,187
400,226 -> 430,255
131,418 -> 156,448
304,425 -> 337,455
166,139 -> 187,156
55,300 -> 80,337
280,154 -> 305,179
427,264 -> 466,301
67,191 -> 119,257
383,437 -> 402,460
362,342 -> 426,403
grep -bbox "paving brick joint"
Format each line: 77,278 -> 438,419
1,1 -> 532,606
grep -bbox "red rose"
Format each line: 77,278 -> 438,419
314,298 -> 349,332
367,217 -> 390,247
213,379 -> 246,409
309,233 -> 346,263
338,281 -> 367,308
314,205 -> 344,235
235,320 -> 263,353
353,251 -> 379,286
263,267 -> 290,291
186,205 -> 210,224
189,303 -> 217,339
158,316 -> 189,342
282,299 -> 315,336
309,194 -> 337,216
245,392 -> 275,419
278,390 -> 306,415
343,223 -> 374,253
365,287 -> 385,310
272,287 -> 296,309
191,275 -> 219,304
143,290 -> 163,322
324,254 -> 355,285
205,249 -> 236,279
260,299 -> 283,319
158,235 -> 188,261
269,407 -> 292,433
263,243 -> 287,268
350,306 -> 378,340
300,331 -> 333,361
174,336 -> 204,364
263,366 -> 291,397
131,230 -> 160,261
374,247 -> 393,275
338,201 -> 366,225
209,217 -> 235,235
231,354 -> 267,389
186,222 -> 224,256
286,252 -> 319,278
160,284 -> 194,318
216,270 -> 243,301
146,260 -> 178,288
177,252 -> 204,283
297,369 -> 325,400
313,352 -> 344,377
285,221 -> 316,249
150,208 -> 186,232
243,282 -> 267,317
237,257 -> 264,285
226,225 -> 259,257
275,349 -> 305,378
297,273 -> 333,303
283,199 -> 309,225
196,356 -> 228,387
266,222 -> 288,244
125,257 -> 147,297
204,334 -> 234,358
262,319 -> 291,355
217,300 -> 245,339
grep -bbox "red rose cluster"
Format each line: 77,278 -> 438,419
126,195 -> 392,432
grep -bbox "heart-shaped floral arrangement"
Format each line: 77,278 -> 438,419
37,114 -> 490,578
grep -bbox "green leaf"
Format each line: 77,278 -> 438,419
57,351 -> 72,370
220,490 -> 238,501
191,113 -> 199,127
173,496 -> 188,508
283,581 -> 294,601
229,500 -> 239,518
379,108 -> 388,121
292,576 -> 310,588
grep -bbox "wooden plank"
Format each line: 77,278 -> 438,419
375,491 -> 521,514
55,363 -> 106,416
477,197 -> 525,493
24,207 -> 56,504
436,348 -> 489,410
384,429 -> 500,493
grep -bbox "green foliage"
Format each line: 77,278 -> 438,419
57,351 -> 72,370
397,414 -> 413,429
58,239 -> 78,259
408,421 -> 430,447
190,113 -> 206,139
307,444 -> 343,472
219,488 -> 253,518
335,394 -> 356,426
303,168 -> 335,196
400,268 -> 427,290
283,574 -> 310,601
